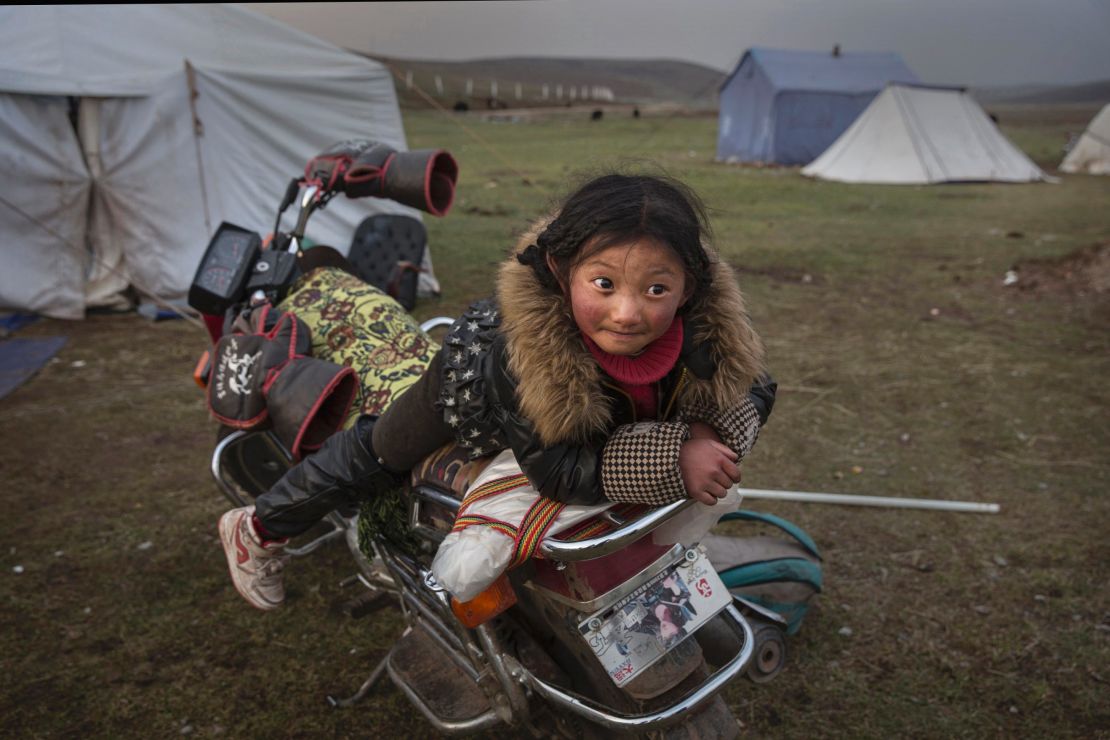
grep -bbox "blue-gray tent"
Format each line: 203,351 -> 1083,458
716,47 -> 920,166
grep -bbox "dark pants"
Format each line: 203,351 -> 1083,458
253,354 -> 453,538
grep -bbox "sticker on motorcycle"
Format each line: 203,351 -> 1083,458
578,547 -> 732,687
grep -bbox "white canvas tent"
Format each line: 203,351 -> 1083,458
1060,104 -> 1110,175
802,84 -> 1047,185
0,4 -> 431,319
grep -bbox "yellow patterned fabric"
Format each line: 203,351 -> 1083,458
280,267 -> 436,430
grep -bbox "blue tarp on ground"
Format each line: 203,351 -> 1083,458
1,312 -> 39,335
0,336 -> 67,400
716,47 -> 920,165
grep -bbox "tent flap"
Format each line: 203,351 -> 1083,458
0,94 -> 89,319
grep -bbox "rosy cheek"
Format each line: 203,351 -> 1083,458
644,304 -> 677,331
569,289 -> 605,330
572,303 -> 605,335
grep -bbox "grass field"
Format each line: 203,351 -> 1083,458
2,105 -> 1108,738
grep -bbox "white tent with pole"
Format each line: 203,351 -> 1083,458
1060,104 -> 1110,175
801,84 -> 1047,185
0,4 -> 435,320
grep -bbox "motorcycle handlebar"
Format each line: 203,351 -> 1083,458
303,140 -> 459,216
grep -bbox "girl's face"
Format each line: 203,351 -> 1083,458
563,237 -> 689,356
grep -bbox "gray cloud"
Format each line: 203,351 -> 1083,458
246,0 -> 1110,86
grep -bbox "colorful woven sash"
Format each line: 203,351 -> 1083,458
449,475 -> 652,569
456,474 -> 531,513
451,473 -> 570,568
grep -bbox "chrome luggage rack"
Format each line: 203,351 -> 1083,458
372,485 -> 757,734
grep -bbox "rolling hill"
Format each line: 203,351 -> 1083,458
972,79 -> 1110,105
362,55 -> 728,108
361,54 -> 1109,112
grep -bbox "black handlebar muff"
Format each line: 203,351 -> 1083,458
304,140 -> 459,216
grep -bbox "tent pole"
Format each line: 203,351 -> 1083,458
734,487 -> 1000,514
184,59 -> 212,233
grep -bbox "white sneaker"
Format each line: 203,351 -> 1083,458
219,506 -> 288,610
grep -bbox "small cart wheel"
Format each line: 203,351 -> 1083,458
746,625 -> 787,684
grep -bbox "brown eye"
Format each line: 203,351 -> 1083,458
592,277 -> 613,290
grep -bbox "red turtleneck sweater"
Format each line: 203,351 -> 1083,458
583,318 -> 684,420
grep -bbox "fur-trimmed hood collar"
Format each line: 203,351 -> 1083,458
497,219 -> 765,446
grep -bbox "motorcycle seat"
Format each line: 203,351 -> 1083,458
347,214 -> 427,311
410,442 -> 494,501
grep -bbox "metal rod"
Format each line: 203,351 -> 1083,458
385,656 -> 503,734
400,593 -> 470,666
209,430 -> 250,508
284,526 -> 345,558
735,487 -> 1000,514
539,498 -> 696,561
345,522 -> 396,589
326,654 -> 390,708
518,604 -> 755,732
384,558 -> 456,630
412,485 -> 463,514
475,623 -> 530,721
406,608 -> 482,682
419,316 -> 456,333
378,549 -> 485,673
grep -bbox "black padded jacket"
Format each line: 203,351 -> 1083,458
372,298 -> 776,507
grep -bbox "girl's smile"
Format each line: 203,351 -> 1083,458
565,237 -> 690,356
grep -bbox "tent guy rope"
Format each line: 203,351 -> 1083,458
0,192 -> 207,331
386,63 -> 537,193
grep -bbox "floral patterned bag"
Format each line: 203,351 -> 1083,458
280,266 -> 438,430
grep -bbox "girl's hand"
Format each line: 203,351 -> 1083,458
678,437 -> 741,505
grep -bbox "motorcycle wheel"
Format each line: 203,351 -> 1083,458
745,624 -> 787,684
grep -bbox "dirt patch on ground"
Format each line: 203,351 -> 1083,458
1006,241 -> 1110,299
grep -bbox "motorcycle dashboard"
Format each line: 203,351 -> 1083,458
188,223 -> 262,316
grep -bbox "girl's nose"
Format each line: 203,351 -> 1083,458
610,294 -> 641,325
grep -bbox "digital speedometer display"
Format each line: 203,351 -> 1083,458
188,223 -> 262,315
199,264 -> 234,294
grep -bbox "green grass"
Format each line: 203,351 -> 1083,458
2,106 -> 1108,738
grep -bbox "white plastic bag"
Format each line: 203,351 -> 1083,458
431,449 -> 610,601
431,526 -> 514,602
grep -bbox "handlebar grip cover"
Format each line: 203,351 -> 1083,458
305,139 -> 458,216
379,148 -> 458,216
346,144 -> 458,216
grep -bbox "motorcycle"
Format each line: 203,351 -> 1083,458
189,140 -> 789,737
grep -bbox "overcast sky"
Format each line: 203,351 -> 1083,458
246,0 -> 1110,87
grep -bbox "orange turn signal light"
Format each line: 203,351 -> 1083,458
450,574 -> 517,629
193,350 -> 211,390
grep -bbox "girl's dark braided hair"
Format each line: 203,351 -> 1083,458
517,173 -> 714,311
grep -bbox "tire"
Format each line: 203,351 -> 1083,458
745,624 -> 786,684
